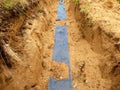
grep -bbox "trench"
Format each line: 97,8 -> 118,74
0,0 -> 120,90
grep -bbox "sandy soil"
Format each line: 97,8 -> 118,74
74,0 -> 120,90
0,0 -> 58,90
65,1 -> 111,90
0,0 -> 120,90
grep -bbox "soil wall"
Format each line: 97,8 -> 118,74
68,0 -> 120,90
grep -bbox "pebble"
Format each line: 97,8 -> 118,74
60,76 -> 63,79
1,29 -> 7,32
5,75 -> 12,82
26,40 -> 31,43
31,14 -> 36,19
42,61 -> 47,68
73,83 -> 77,88
84,79 -> 88,83
22,25 -> 27,29
28,22 -> 33,25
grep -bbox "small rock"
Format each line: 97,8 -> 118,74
24,85 -> 29,90
31,83 -> 37,88
60,76 -> 63,79
56,19 -> 60,21
1,29 -> 7,32
28,22 -> 33,25
83,79 -> 88,83
31,14 -> 36,19
5,75 -> 12,82
26,40 -> 31,43
43,55 -> 47,58
73,83 -> 77,88
22,25 -> 27,29
42,61 -> 47,68
29,65 -> 32,68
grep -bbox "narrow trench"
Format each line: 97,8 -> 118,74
0,0 -> 120,90
47,0 -> 114,90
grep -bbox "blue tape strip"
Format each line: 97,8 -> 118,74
59,0 -> 64,2
57,4 -> 66,20
48,25 -> 72,90
53,25 -> 70,65
49,78 -> 72,90
48,2 -> 72,90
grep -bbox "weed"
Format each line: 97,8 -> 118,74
0,0 -> 15,9
117,0 -> 120,3
74,0 -> 79,4
80,5 -> 89,13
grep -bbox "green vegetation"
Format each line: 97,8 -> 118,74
80,5 -> 89,13
0,0 -> 16,9
74,0 -> 79,4
117,0 -> 120,3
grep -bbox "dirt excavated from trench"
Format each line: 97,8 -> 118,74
0,0 -> 120,90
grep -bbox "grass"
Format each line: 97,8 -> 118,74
0,0 -> 15,9
117,0 -> 120,3
74,0 -> 79,4
0,0 -> 28,9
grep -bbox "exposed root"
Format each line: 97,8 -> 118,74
1,39 -> 23,66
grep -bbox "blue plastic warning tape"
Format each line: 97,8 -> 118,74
49,78 -> 72,90
48,1 -> 72,90
53,25 -> 70,65
59,0 -> 64,2
57,4 -> 66,20
48,25 -> 72,90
